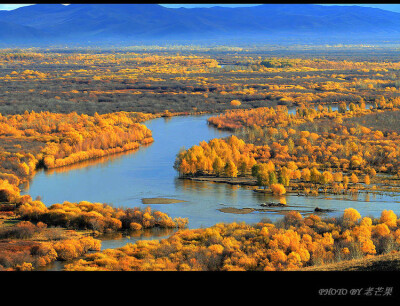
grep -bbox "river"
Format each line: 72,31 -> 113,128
22,112 -> 400,252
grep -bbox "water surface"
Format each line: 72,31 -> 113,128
23,114 -> 400,231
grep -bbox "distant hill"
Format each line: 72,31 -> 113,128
1,4 -> 400,46
0,21 -> 44,42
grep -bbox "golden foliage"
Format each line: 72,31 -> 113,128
63,209 -> 400,271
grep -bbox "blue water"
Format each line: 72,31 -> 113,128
22,114 -> 400,233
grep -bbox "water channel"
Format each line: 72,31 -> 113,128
22,110 -> 399,256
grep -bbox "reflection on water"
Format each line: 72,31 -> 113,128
37,260 -> 66,272
43,148 -> 146,176
99,227 -> 177,250
22,114 -> 400,231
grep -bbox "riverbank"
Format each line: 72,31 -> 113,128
187,176 -> 257,187
0,199 -> 189,271
0,214 -> 99,271
186,174 -> 398,197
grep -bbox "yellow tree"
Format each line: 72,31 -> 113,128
213,156 -> 225,176
350,173 -> 359,184
271,184 -> 286,196
178,159 -> 191,177
301,168 -> 311,181
255,163 -> 271,189
230,100 -> 242,107
224,159 -> 238,178
320,171 -> 333,185
238,155 -> 250,176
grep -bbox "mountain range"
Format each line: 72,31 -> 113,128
1,4 -> 400,46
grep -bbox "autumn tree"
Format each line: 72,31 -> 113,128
224,159 -> 238,178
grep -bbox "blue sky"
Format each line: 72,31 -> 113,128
1,4 -> 400,13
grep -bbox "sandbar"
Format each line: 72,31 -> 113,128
142,198 -> 186,204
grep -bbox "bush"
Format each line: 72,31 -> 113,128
0,221 -> 38,239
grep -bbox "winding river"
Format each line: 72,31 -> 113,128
22,113 -> 400,252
